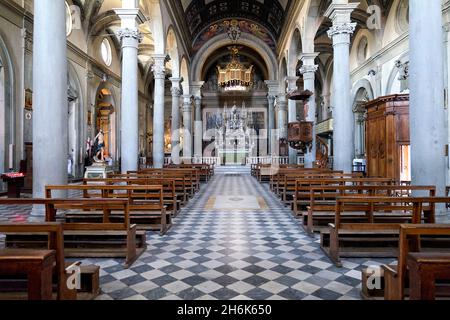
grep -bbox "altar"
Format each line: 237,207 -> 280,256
214,102 -> 254,165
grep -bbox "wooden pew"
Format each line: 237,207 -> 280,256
269,169 -> 343,195
305,185 -> 435,235
110,173 -> 188,205
277,172 -> 362,203
45,185 -> 170,235
0,221 -> 75,300
256,164 -> 306,183
134,169 -> 200,196
165,164 -> 213,182
292,178 -> 396,217
382,222 -> 450,300
0,198 -> 144,268
84,178 -> 180,217
324,195 -> 436,266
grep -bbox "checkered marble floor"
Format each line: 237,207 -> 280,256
0,172 -> 404,300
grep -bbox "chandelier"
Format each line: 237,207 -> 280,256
217,46 -> 254,92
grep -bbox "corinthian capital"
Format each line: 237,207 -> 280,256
116,28 -> 143,43
327,22 -> 357,38
300,64 -> 318,75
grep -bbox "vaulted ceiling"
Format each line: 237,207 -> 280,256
177,0 -> 292,42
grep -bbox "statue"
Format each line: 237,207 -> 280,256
93,129 -> 106,163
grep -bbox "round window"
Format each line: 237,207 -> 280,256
101,39 -> 112,66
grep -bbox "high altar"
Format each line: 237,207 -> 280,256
215,102 -> 254,165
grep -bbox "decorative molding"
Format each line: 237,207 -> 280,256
116,28 -> 143,43
395,60 -> 409,80
300,64 -> 319,75
327,23 -> 357,38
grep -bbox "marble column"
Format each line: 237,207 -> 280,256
300,53 -> 319,168
115,7 -> 143,173
194,96 -> 203,159
325,1 -> 359,172
191,82 -> 204,160
32,0 -> 68,212
286,77 -> 299,164
170,78 -> 181,164
410,0 -> 446,197
265,81 -> 278,156
152,55 -> 167,169
277,94 -> 288,151
267,95 -> 276,155
182,95 -> 193,161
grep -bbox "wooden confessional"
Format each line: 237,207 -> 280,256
365,94 -> 410,181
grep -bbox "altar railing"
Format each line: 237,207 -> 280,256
246,156 -> 290,165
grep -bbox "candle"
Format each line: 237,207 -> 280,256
8,144 -> 14,170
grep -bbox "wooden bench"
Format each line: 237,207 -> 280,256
0,249 -> 55,300
84,178 -> 180,217
166,164 -> 213,182
305,185 -> 435,235
109,173 -> 189,205
256,164 -> 307,182
277,172 -> 362,204
324,196 -> 437,266
292,178 -> 396,217
0,222 -> 75,300
136,168 -> 201,194
45,185 -> 169,235
382,222 -> 450,300
269,169 -> 345,195
407,253 -> 450,300
0,198 -> 144,268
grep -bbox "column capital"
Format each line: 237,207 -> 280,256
285,76 -> 299,93
327,22 -> 357,38
300,64 -> 319,76
116,28 -> 143,46
191,81 -> 205,97
151,54 -> 169,79
265,80 -> 279,96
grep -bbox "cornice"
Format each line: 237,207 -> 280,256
0,0 -> 27,28
350,31 -> 409,78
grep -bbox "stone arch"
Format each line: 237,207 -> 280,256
351,79 -> 375,159
288,28 -> 302,77
352,78 -> 375,103
279,57 -> 288,93
92,81 -> 118,162
386,52 -> 409,95
166,26 -> 180,78
191,32 -> 278,82
180,56 -> 190,94
142,0 -> 165,54
0,33 -> 15,175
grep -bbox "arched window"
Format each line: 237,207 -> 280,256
357,37 -> 368,66
100,39 -> 112,66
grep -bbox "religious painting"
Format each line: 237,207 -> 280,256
25,88 -> 33,110
192,19 -> 276,52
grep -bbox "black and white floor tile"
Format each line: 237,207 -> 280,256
0,170 -> 422,300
